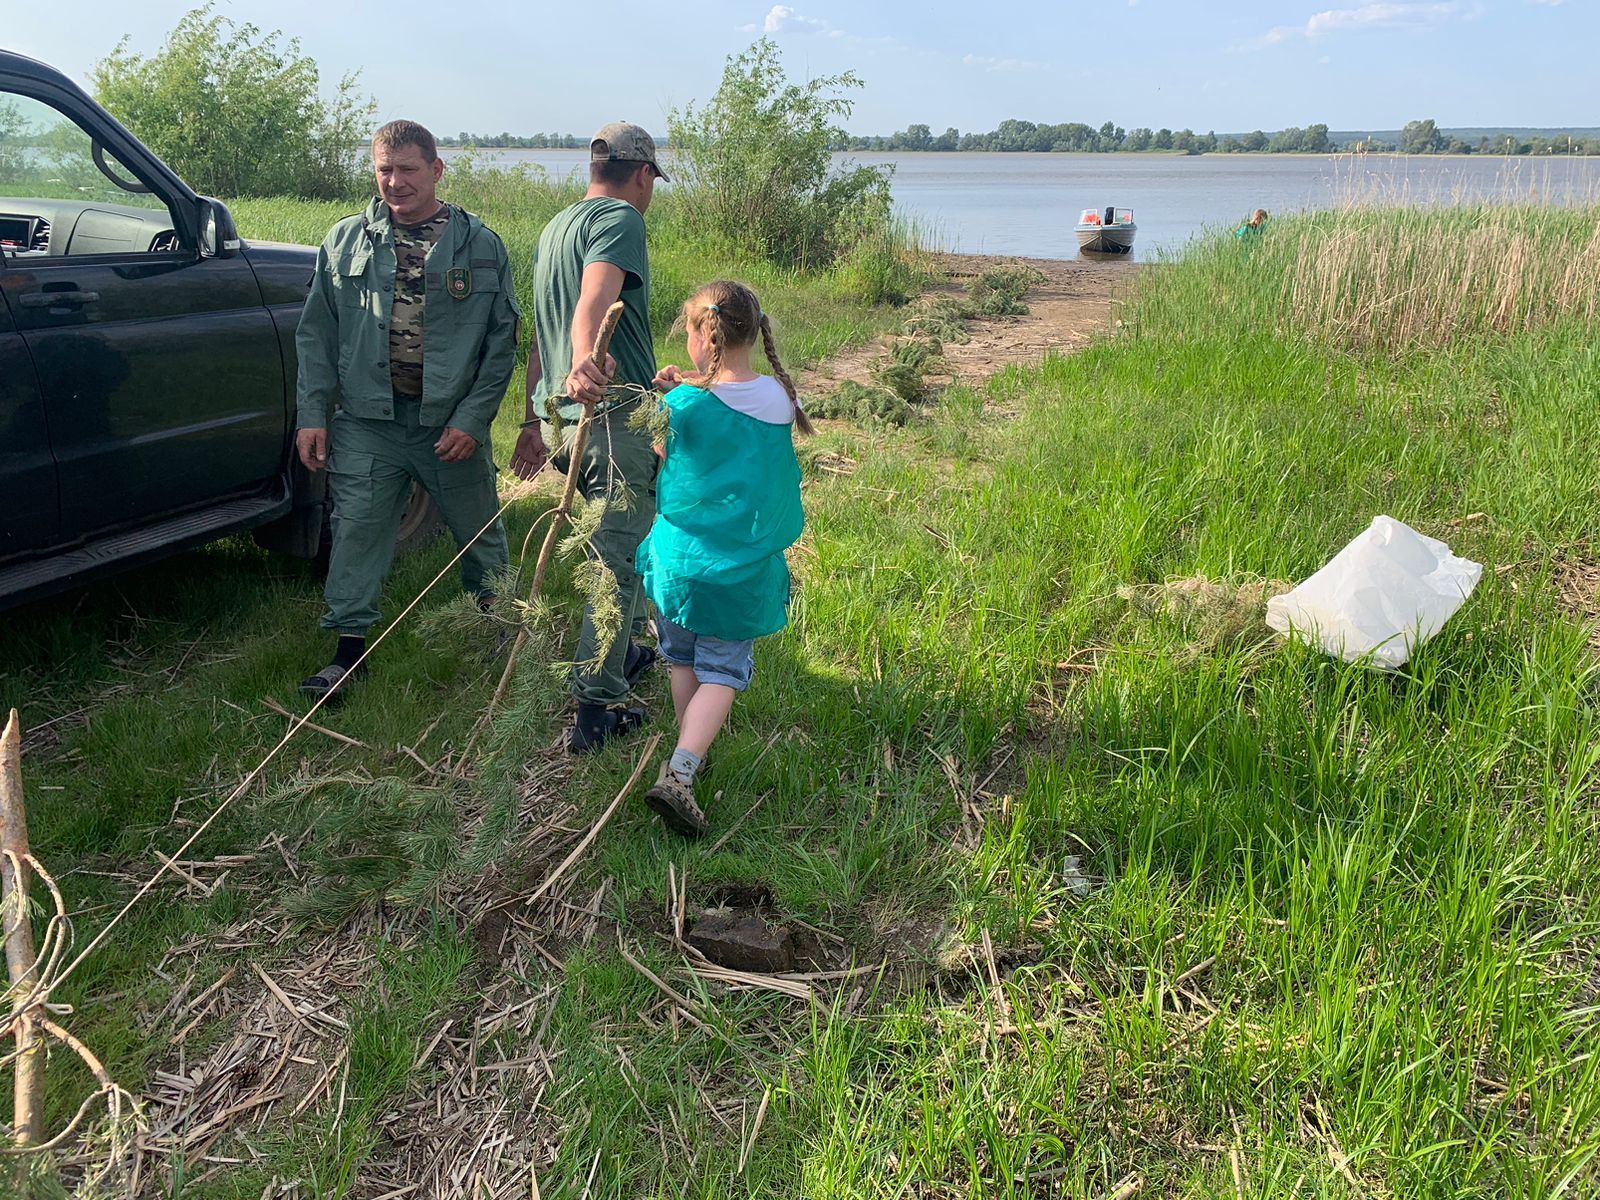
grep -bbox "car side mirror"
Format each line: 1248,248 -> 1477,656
199,198 -> 241,259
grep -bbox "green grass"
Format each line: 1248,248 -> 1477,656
4,206 -> 1599,1196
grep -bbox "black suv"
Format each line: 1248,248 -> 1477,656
0,50 -> 436,610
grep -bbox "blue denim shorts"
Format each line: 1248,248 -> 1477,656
654,614 -> 756,692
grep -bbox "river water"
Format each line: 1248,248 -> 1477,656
441,148 -> 1600,260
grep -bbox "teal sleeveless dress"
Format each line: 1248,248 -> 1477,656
636,384 -> 804,641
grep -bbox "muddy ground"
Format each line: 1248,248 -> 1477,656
802,252 -> 1141,396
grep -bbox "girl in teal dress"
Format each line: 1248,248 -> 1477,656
636,281 -> 813,836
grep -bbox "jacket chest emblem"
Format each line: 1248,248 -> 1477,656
446,267 -> 472,300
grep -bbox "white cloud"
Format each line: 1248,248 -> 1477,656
762,5 -> 828,34
962,53 -> 1042,73
1306,2 -> 1461,35
1242,2 -> 1471,49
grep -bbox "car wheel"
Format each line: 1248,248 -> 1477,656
315,482 -> 446,570
393,482 -> 447,556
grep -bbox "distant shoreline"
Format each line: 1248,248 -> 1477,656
433,146 -> 1599,161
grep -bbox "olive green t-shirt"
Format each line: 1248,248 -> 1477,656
531,196 -> 653,422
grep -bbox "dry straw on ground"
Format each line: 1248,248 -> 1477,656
1115,575 -> 1294,659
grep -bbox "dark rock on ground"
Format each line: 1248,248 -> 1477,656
688,910 -> 796,973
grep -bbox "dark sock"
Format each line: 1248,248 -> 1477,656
333,635 -> 366,671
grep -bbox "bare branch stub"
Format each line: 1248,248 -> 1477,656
0,710 -> 42,1149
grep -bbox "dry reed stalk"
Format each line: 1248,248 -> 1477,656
1284,206 -> 1600,351
522,732 -> 660,908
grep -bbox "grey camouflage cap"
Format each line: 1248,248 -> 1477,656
590,122 -> 669,182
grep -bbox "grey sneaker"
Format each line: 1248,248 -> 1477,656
644,761 -> 709,838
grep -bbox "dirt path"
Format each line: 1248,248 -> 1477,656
802,252 -> 1140,396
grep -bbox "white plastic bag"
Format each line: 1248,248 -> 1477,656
1265,516 -> 1483,669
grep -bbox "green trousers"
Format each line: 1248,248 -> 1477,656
322,401 -> 509,634
544,407 -> 657,706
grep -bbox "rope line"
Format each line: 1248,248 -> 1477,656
51,458 -> 552,994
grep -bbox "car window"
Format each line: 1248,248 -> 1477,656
0,91 -> 184,259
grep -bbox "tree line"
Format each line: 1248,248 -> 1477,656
832,118 -> 1600,156
438,133 -> 588,149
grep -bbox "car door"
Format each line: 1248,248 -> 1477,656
0,283 -> 57,557
0,82 -> 285,538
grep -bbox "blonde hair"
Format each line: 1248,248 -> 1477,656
683,280 -> 814,435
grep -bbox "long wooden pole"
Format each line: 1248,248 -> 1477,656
459,300 -> 632,770
0,710 -> 41,1148
529,300 -> 627,598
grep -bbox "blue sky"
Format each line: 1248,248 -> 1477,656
9,1 -> 1596,136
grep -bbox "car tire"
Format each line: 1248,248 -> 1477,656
393,482 -> 447,556
315,481 -> 446,570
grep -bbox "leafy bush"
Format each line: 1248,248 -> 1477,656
668,39 -> 894,269
92,4 -> 374,200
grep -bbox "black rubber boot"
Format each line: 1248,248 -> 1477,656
623,641 -> 658,686
568,702 -> 647,754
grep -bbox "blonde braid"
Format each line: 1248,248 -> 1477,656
705,318 -> 724,388
760,313 -> 813,435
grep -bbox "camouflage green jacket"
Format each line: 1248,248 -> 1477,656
294,199 -> 520,444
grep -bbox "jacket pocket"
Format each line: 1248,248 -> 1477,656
332,249 -> 372,309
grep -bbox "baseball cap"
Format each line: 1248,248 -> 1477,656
590,122 -> 670,182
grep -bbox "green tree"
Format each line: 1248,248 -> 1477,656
1153,127 -> 1174,150
1268,126 -> 1306,152
1400,118 -> 1443,154
668,39 -> 891,268
1241,130 -> 1269,152
92,4 -> 373,199
994,119 -> 1040,152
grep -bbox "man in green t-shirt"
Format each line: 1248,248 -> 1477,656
512,122 -> 666,752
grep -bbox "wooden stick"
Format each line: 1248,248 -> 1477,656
524,733 -> 660,907
0,710 -> 40,1148
260,696 -> 369,750
530,300 -> 626,599
467,299 -> 629,764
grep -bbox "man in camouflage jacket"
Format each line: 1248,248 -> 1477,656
294,120 -> 520,698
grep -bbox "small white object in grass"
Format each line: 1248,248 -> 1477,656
1060,855 -> 1092,899
1265,515 -> 1483,670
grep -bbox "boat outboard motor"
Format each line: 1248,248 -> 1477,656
1105,206 -> 1115,225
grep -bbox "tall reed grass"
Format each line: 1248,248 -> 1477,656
1134,203 -> 1600,352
